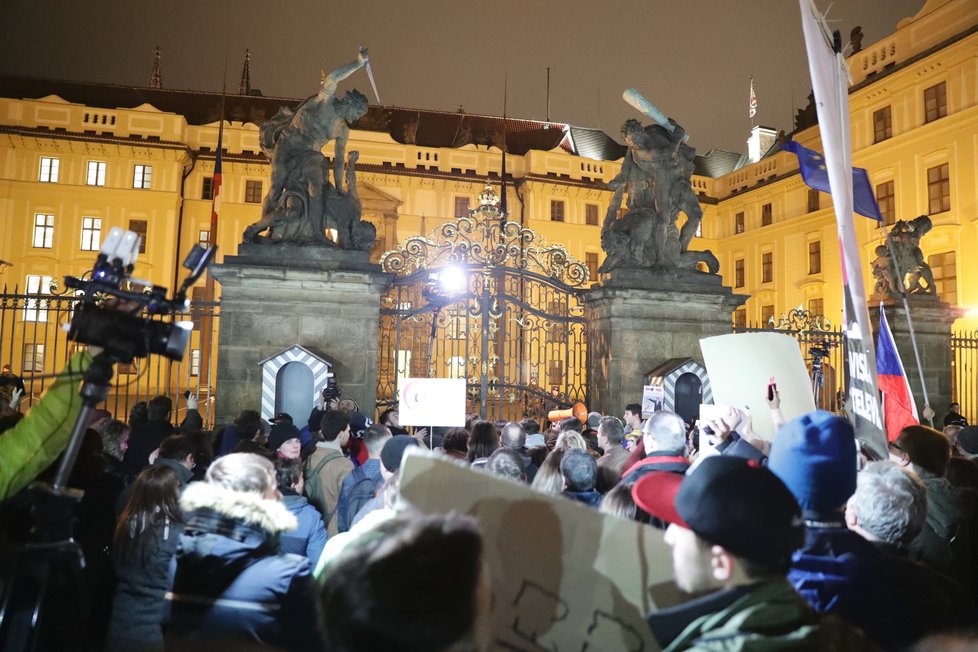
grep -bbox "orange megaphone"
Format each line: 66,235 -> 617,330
548,402 -> 588,424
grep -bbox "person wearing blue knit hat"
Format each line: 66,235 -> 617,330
768,410 -> 944,650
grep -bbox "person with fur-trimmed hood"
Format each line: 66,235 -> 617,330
163,453 -> 322,651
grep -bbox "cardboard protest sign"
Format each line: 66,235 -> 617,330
398,377 -> 466,427
641,385 -> 664,417
400,450 -> 679,651
700,332 -> 816,439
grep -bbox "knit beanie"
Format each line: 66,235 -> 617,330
768,410 -> 857,516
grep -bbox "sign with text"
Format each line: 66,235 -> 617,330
398,377 -> 467,427
700,332 -> 816,439
400,450 -> 679,651
642,385 -> 665,417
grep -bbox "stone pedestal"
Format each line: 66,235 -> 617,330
869,295 -> 963,420
582,269 -> 747,417
210,244 -> 391,425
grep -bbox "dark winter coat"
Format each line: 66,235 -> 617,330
106,517 -> 184,652
562,489 -> 602,507
280,491 -> 328,562
910,474 -> 976,580
163,482 -> 322,651
124,421 -> 175,475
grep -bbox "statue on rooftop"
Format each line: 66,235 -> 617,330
243,47 -> 377,249
599,88 -> 717,275
871,214 -> 936,299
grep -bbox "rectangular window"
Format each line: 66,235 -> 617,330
81,217 -> 102,251
734,259 -> 745,288
927,163 -> 950,214
877,180 -> 895,225
190,349 -> 201,377
873,106 -> 892,143
87,160 -> 106,186
808,298 -> 824,317
23,343 -> 45,374
761,203 -> 773,226
202,177 -> 214,200
133,164 -> 152,189
585,204 -> 599,226
23,275 -> 53,323
547,301 -> 567,344
244,180 -> 263,203
117,360 -> 138,376
928,252 -> 956,306
761,305 -> 775,328
454,196 -> 470,218
32,213 -> 55,248
39,156 -> 60,183
924,82 -> 947,123
585,252 -> 599,282
198,229 -> 210,246
809,241 -> 821,275
550,199 -> 565,222
807,189 -> 820,213
129,219 -> 148,254
761,252 -> 773,283
735,212 -> 745,234
733,309 -> 747,330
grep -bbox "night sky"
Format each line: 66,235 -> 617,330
0,0 -> 923,153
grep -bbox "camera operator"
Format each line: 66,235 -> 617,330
0,349 -> 93,501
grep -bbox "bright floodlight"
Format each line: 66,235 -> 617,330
434,266 -> 467,295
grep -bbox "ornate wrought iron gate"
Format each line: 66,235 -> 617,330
377,185 -> 589,422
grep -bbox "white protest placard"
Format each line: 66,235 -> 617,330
400,449 -> 680,651
398,377 -> 467,427
642,385 -> 665,417
700,332 -> 816,439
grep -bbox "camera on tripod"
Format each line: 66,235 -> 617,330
64,227 -> 216,363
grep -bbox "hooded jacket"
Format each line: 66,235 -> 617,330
163,482 -> 322,651
663,579 -> 875,651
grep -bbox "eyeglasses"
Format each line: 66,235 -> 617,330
888,441 -> 905,454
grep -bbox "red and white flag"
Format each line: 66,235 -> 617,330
749,77 -> 757,119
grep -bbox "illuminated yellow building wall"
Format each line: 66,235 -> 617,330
0,0 -> 974,404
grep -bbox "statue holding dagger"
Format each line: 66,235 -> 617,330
244,47 -> 381,249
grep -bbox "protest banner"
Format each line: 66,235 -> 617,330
641,385 -> 665,417
700,332 -> 816,439
397,377 -> 466,427
400,450 -> 679,651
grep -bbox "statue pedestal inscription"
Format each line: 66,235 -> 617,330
210,244 -> 391,425
870,295 -> 964,419
583,270 -> 747,416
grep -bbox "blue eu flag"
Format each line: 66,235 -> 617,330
782,140 -> 883,221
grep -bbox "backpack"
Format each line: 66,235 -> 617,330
304,451 -> 344,523
343,465 -> 383,530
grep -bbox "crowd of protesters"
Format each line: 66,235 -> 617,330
2,369 -> 978,650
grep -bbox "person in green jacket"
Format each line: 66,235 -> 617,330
634,457 -> 876,651
0,350 -> 92,500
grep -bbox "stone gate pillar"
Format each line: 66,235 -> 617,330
870,296 -> 964,422
582,271 -> 747,417
210,244 -> 391,425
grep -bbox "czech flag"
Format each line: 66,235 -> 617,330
876,304 -> 918,441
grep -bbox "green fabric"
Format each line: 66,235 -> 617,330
0,351 -> 91,500
665,579 -> 877,652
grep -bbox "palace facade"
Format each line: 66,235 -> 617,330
0,0 -> 974,412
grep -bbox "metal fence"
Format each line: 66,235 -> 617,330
0,286 -> 220,427
952,330 -> 978,424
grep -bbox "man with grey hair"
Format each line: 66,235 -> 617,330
841,460 -> 975,646
486,447 -> 526,483
596,416 -> 629,493
500,421 -> 536,482
846,461 -> 927,550
620,410 -> 690,482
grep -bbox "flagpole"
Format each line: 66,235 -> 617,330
197,53 -> 227,405
884,231 -> 934,426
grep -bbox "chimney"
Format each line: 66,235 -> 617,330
748,125 -> 778,163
